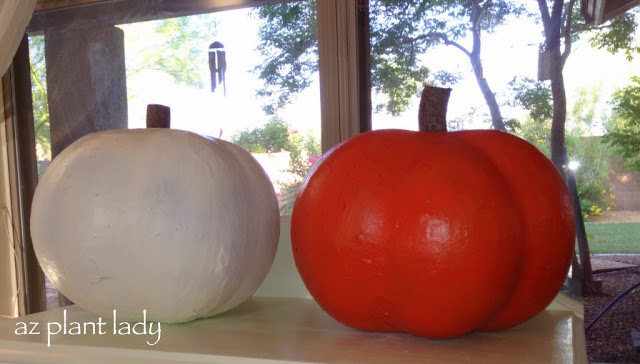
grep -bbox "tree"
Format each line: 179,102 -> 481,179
229,116 -> 320,214
253,1 -> 318,115
120,15 -> 219,88
536,1 -> 638,169
513,85 -> 613,219
536,0 -> 574,171
512,84 -> 614,296
279,130 -> 320,215
232,116 -> 290,153
255,0 -> 529,130
507,77 -> 553,124
532,0 -> 638,295
29,36 -> 51,164
232,128 -> 265,153
604,76 -> 640,172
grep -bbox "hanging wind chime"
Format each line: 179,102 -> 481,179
208,41 -> 227,96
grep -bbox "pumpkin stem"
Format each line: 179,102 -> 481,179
146,104 -> 171,129
418,86 -> 451,132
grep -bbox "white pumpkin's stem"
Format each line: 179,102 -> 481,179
418,86 -> 451,132
147,104 -> 171,129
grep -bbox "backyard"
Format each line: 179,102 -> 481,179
585,219 -> 640,254
582,211 -> 640,363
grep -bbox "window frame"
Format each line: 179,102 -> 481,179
1,36 -> 43,315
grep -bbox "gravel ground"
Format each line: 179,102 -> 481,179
45,276 -> 59,310
584,254 -> 640,364
584,211 -> 640,363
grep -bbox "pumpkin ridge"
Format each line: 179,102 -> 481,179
450,130 -> 574,331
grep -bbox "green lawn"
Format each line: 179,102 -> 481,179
584,222 -> 640,254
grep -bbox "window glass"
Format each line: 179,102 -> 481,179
368,2 -> 640,318
29,2 -> 320,216
28,0 -> 320,310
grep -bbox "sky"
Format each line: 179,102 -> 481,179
123,4 -> 640,140
373,11 -> 640,132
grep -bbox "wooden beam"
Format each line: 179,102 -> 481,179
317,0 -> 361,152
602,0 -> 640,23
586,0 -> 640,24
582,0 -> 597,24
36,0 -> 110,12
30,0 -> 297,33
582,0 -> 640,24
1,70 -> 27,318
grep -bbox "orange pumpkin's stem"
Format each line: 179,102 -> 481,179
418,86 -> 451,132
146,104 -> 171,129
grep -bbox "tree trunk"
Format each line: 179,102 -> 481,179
540,0 -> 600,296
548,48 -> 568,171
471,60 -> 506,132
469,0 -> 506,132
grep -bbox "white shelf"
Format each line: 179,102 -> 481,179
0,297 -> 586,364
0,218 -> 587,363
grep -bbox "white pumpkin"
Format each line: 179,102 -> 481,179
0,0 -> 37,75
31,129 -> 280,322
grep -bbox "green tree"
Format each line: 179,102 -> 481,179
604,76 -> 640,172
566,135 -> 614,220
509,6 -> 638,206
507,77 -> 553,124
565,84 -> 613,221
278,131 -> 320,215
120,15 -> 219,88
516,116 -> 552,156
232,116 -> 290,153
232,128 -> 266,153
29,36 -> 51,163
230,117 -> 320,215
261,117 -> 291,153
255,0 -> 529,130
253,1 -> 318,115
528,1 -> 638,170
583,12 -> 640,61
286,131 -> 320,179
514,110 -> 612,221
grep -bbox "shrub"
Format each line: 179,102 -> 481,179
232,116 -> 289,153
515,118 -> 613,220
278,132 -> 320,215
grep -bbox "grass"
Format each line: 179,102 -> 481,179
584,222 -> 640,254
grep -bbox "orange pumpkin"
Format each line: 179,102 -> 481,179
291,88 -> 575,338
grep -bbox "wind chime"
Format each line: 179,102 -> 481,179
208,41 -> 226,96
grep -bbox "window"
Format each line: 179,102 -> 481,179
29,2 -> 321,216
17,0 -> 365,313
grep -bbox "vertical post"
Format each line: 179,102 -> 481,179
44,25 -> 128,306
11,36 -> 46,314
44,25 -> 128,158
317,0 -> 361,152
357,0 -> 371,133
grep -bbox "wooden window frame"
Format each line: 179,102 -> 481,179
2,36 -> 44,315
